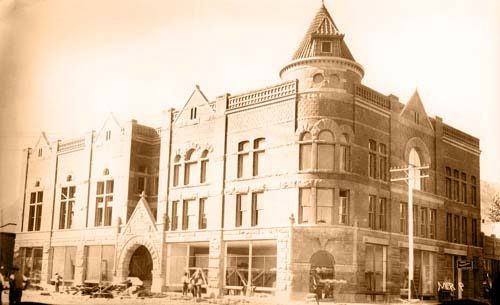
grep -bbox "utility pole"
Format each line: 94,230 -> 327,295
390,164 -> 429,301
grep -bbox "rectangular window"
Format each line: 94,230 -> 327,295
420,207 -> 428,238
19,247 -> 43,283
317,188 -> 333,224
461,182 -> 467,203
50,246 -> 76,281
454,215 -> 460,243
379,144 -> 387,181
453,170 -> 460,201
461,217 -> 467,245
299,188 -> 312,224
368,195 -> 376,230
253,138 -> 265,176
184,162 -> 193,185
368,140 -> 377,179
429,209 -> 437,239
299,142 -> 312,171
321,41 -> 332,53
251,192 -> 263,227
182,200 -> 190,230
378,198 -> 387,231
339,144 -> 350,172
471,176 -> 477,205
171,201 -> 178,230
200,159 -> 208,183
199,198 -> 207,229
235,194 -> 245,227
446,213 -> 453,242
237,141 -> 250,178
173,164 -> 180,186
472,218 -> 478,246
28,191 -> 43,231
413,205 -> 418,236
365,244 -> 387,292
445,167 -> 452,199
85,245 -> 114,283
59,186 -> 75,230
400,202 -> 408,234
190,107 -> 197,120
95,180 -> 113,227
339,190 -> 349,225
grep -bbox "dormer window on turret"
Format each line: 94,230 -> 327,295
321,41 -> 332,53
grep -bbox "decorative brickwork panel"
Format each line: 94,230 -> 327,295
227,100 -> 295,132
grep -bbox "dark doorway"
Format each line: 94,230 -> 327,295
128,245 -> 153,286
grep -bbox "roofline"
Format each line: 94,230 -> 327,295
280,56 -> 364,79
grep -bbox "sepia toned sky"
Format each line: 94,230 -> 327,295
0,0 -> 499,231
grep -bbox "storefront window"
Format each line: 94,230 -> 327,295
51,246 -> 76,282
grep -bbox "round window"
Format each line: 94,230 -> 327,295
313,73 -> 324,83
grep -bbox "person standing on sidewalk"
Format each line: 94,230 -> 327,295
181,272 -> 190,296
8,266 -> 24,305
0,266 -> 7,305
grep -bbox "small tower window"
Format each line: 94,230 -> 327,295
38,148 -> 43,157
105,130 -> 111,141
414,111 -> 420,124
190,107 -> 197,120
321,41 -> 332,53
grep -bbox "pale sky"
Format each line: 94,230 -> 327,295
0,0 -> 499,231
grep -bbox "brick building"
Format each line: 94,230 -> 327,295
14,3 -> 483,302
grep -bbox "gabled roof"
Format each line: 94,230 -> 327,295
401,89 -> 434,130
292,4 -> 354,61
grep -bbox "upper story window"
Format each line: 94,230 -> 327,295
339,190 -> 349,225
299,132 -> 312,171
171,201 -> 178,231
252,138 -> 265,176
379,144 -> 388,181
378,197 -> 387,231
199,198 -> 207,229
339,134 -> 351,172
400,202 -> 408,234
182,199 -> 196,230
184,149 -> 196,185
237,141 -> 250,178
299,187 -> 334,225
237,138 -> 266,179
317,131 -> 334,171
251,192 -> 263,227
409,148 -> 422,190
368,195 -> 376,230
28,191 -> 43,231
200,150 -> 209,183
429,209 -> 437,239
105,130 -> 111,141
414,111 -> 420,124
136,166 -> 147,194
235,193 -> 247,227
460,172 -> 467,203
59,186 -> 75,230
190,107 -> 197,120
37,148 -> 43,158
173,155 -> 181,186
445,167 -> 452,199
420,207 -> 428,238
453,170 -> 460,200
316,188 -> 333,224
95,179 -> 113,227
368,140 -> 377,179
471,176 -> 477,205
321,41 -> 332,53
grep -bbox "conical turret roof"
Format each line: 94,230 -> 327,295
292,4 -> 355,61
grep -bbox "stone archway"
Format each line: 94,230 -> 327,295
116,237 -> 160,286
309,250 -> 335,298
128,246 -> 153,286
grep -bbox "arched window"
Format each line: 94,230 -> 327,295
184,149 -> 196,185
409,148 -> 421,190
237,141 -> 250,178
200,150 -> 209,183
173,155 -> 181,186
103,168 -> 110,176
317,131 -> 334,171
253,138 -> 265,176
339,134 -> 350,172
299,132 -> 312,170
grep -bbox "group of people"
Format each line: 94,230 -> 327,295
0,265 -> 28,305
181,269 -> 204,299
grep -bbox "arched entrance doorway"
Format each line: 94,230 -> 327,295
310,250 -> 335,299
128,245 -> 153,287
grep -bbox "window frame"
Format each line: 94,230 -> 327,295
28,191 -> 43,232
59,186 -> 75,230
95,179 -> 114,227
